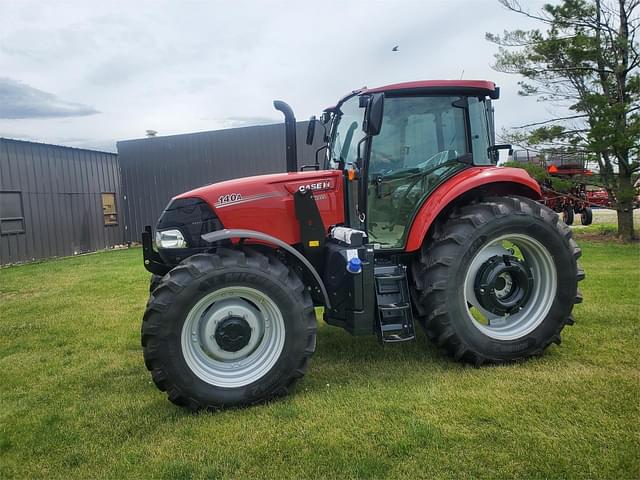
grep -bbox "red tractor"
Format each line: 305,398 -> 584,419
141,80 -> 584,410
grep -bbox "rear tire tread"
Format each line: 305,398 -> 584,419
412,195 -> 584,365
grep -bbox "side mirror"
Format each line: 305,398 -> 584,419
320,112 -> 332,142
362,93 -> 384,136
305,115 -> 317,145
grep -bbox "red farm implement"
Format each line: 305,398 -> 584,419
510,150 -> 610,225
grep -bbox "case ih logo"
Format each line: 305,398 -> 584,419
297,180 -> 332,193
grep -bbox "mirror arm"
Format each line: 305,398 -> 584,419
487,144 -> 512,164
315,144 -> 327,169
488,144 -> 512,151
305,115 -> 317,146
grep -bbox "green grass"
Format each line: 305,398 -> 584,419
1,242 -> 639,479
573,222 -> 620,237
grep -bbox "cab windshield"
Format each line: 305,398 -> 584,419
369,95 -> 469,176
327,96 -> 366,170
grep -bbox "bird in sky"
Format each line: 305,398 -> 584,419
392,45 -> 399,52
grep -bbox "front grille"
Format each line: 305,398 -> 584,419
156,197 -> 223,248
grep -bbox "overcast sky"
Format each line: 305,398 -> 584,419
0,0 -> 555,152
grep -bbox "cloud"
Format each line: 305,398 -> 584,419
0,78 -> 99,119
0,0 -> 552,151
221,116 -> 279,129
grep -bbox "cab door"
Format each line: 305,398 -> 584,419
366,95 -> 471,248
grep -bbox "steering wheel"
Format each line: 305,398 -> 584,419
415,150 -> 457,171
371,150 -> 401,175
396,150 -> 459,205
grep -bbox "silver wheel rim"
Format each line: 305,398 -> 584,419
181,286 -> 285,388
463,234 -> 557,341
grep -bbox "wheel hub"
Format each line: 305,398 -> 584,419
197,298 -> 265,362
181,287 -> 285,388
214,316 -> 252,352
474,254 -> 533,315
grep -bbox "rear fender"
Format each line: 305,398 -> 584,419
404,167 -> 541,252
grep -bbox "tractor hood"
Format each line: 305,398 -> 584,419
174,170 -> 345,245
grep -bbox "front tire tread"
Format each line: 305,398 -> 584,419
142,248 -> 317,411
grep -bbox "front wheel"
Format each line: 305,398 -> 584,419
581,207 -> 593,225
412,196 -> 584,365
142,248 -> 317,410
149,274 -> 163,293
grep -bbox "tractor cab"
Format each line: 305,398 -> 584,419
308,81 -> 509,341
318,81 -> 502,249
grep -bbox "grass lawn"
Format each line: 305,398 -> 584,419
1,239 -> 638,479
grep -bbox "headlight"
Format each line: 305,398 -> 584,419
155,229 -> 187,249
155,197 -> 222,248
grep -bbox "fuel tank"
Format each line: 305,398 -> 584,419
174,170 -> 345,245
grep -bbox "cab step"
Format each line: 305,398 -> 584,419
374,265 -> 415,343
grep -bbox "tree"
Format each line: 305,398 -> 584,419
487,0 -> 640,240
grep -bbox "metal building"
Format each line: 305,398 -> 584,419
0,138 -> 123,265
0,121 -> 324,265
117,121 -> 323,242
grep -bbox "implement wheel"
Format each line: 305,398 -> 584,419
142,248 -> 316,410
562,207 -> 574,225
412,196 -> 584,365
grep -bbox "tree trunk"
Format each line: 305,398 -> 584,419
617,207 -> 635,241
616,173 -> 636,241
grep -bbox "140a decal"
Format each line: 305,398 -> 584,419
217,193 -> 242,205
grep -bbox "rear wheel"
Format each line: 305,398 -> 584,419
412,196 -> 584,365
581,207 -> 593,225
142,248 -> 316,410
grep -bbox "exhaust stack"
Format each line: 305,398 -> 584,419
273,100 -> 297,173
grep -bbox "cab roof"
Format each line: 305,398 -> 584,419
364,79 -> 496,94
325,80 -> 498,111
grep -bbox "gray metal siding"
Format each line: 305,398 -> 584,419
117,121 -> 325,242
0,138 -> 123,265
